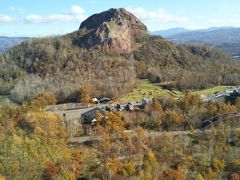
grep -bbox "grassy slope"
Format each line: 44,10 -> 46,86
192,86 -> 235,95
121,80 -> 184,102
121,80 -> 238,102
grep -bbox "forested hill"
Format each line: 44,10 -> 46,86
0,8 -> 240,103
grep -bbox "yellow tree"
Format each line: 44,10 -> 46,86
24,112 -> 68,138
211,158 -> 225,179
118,160 -> 135,177
151,98 -> 163,112
164,111 -> 184,130
31,92 -> 56,109
79,85 -> 92,104
135,127 -> 145,147
142,151 -> 158,180
212,158 -> 225,172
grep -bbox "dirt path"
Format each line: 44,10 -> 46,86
68,130 -> 192,144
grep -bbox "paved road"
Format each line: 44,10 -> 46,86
53,107 -> 96,119
49,104 -> 112,119
68,136 -> 93,144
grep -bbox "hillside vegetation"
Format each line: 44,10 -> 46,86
134,37 -> 240,88
1,92 -> 240,179
0,36 -> 137,102
1,35 -> 239,103
0,8 -> 240,104
1,8 -> 240,180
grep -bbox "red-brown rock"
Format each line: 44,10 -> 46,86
78,8 -> 148,52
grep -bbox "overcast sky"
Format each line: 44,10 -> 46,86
1,0 -> 240,36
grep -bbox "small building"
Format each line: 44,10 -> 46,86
99,97 -> 111,104
115,104 -> 124,111
142,97 -> 152,105
114,98 -> 152,112
225,90 -> 240,104
225,90 -> 234,94
80,107 -> 106,135
200,95 -> 210,102
125,103 -> 134,111
92,98 -> 99,104
104,106 -> 112,112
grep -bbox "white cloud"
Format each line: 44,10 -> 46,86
208,17 -> 239,26
208,18 -> 222,24
25,14 -> 85,23
10,6 -> 25,14
25,5 -> 86,24
25,15 -> 44,23
69,5 -> 85,14
127,7 -> 189,24
0,15 -> 13,23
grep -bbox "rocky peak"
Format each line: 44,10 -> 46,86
77,8 -> 148,52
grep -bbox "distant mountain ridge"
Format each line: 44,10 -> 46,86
150,27 -> 190,38
0,36 -> 29,53
153,27 -> 240,56
169,27 -> 240,44
151,27 -> 234,38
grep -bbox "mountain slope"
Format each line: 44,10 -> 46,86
0,8 -> 239,103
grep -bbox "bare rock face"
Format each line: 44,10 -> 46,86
78,8 -> 148,52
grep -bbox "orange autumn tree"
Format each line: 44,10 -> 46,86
163,167 -> 186,180
43,161 -> 60,180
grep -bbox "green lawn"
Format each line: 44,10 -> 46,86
120,80 -> 238,102
192,86 -> 236,95
121,80 -> 184,102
